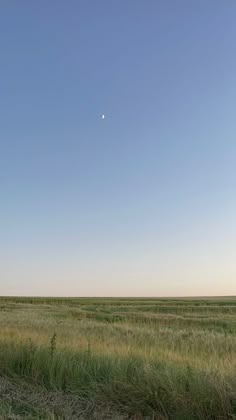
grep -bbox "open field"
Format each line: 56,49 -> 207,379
0,297 -> 236,419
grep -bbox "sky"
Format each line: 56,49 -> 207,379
1,1 -> 236,297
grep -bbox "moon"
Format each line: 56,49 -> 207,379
101,114 -> 105,119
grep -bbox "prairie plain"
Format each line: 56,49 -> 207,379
0,296 -> 236,419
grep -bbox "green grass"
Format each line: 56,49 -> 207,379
0,297 -> 236,419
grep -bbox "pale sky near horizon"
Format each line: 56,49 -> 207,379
1,1 -> 236,297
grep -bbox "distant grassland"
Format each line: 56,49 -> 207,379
0,297 -> 235,419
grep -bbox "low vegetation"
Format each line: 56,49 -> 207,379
0,296 -> 235,419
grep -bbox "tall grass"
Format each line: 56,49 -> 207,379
0,340 -> 235,419
0,297 -> 236,418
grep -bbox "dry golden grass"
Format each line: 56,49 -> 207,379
0,297 -> 236,419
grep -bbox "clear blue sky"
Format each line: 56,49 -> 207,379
1,1 -> 235,296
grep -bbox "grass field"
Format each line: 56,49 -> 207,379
0,296 -> 235,419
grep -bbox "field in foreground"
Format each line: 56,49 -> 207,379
0,296 -> 235,419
